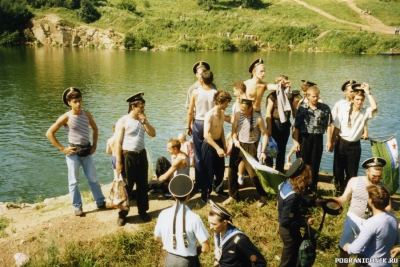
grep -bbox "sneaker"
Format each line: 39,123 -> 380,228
238,175 -> 244,186
97,202 -> 106,209
117,217 -> 126,226
257,196 -> 267,208
74,207 -> 83,216
139,213 -> 151,222
222,197 -> 236,206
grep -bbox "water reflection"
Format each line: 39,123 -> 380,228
0,47 -> 398,202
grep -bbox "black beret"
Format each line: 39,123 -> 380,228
285,158 -> 306,178
62,87 -> 82,107
168,174 -> 194,197
361,157 -> 386,169
248,58 -> 264,73
126,92 -> 145,103
209,200 -> 232,221
342,80 -> 357,91
301,80 -> 317,87
192,61 -> 210,74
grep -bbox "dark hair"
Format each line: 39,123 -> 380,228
289,165 -> 312,194
201,70 -> 213,85
209,210 -> 224,222
367,184 -> 390,210
232,81 -> 246,93
214,90 -> 232,105
128,99 -> 146,113
168,138 -> 181,150
66,89 -> 82,102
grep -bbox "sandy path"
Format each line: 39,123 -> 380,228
293,0 -> 393,34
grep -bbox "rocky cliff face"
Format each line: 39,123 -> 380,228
29,14 -> 126,49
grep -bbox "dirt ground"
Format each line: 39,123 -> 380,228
0,167 -> 339,267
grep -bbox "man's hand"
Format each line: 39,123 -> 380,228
63,146 -> 77,156
306,216 -> 315,225
233,139 -> 240,148
216,147 -> 225,158
293,141 -> 300,152
89,147 -> 96,155
326,141 -> 332,152
259,152 -> 266,163
138,113 -> 147,124
186,127 -> 192,137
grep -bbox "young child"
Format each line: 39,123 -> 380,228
46,87 -> 105,216
178,133 -> 194,166
106,125 -> 118,178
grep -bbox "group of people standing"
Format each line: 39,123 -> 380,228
46,57 -> 399,267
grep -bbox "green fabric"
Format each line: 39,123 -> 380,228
370,140 -> 399,194
239,147 -> 286,195
255,169 -> 286,195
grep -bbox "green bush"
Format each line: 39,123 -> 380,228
77,0 -> 101,23
116,0 -> 136,12
197,0 -> 217,10
143,0 -> 150,8
218,37 -> 235,51
237,38 -> 257,51
124,32 -> 151,49
0,30 -> 21,45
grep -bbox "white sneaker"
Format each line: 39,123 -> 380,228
237,175 -> 244,186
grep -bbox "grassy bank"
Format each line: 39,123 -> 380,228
28,0 -> 400,53
22,194 -> 400,267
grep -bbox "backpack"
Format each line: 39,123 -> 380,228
298,225 -> 316,267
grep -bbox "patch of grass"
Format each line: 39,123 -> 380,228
356,0 -> 400,26
0,216 -> 9,238
301,0 -> 363,24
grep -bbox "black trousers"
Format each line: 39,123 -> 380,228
300,133 -> 323,190
148,156 -> 171,194
119,149 -> 148,218
201,139 -> 225,199
227,145 -> 268,199
266,119 -> 291,173
334,137 -> 361,193
192,120 -> 204,189
279,225 -> 302,267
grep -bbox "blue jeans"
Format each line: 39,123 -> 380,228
66,154 -> 105,208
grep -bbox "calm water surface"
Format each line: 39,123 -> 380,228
0,47 -> 399,203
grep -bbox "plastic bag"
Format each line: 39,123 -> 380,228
298,226 -> 316,267
106,173 -> 130,210
266,136 -> 279,158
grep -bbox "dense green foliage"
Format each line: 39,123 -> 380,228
77,0 -> 101,23
26,0 -> 80,9
0,0 -> 34,45
116,0 -> 136,12
1,0 -> 399,52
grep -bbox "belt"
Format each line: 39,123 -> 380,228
339,137 -> 360,145
123,148 -> 145,154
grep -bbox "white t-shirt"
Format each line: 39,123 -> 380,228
154,204 -> 209,256
334,106 -> 375,142
331,98 -> 350,121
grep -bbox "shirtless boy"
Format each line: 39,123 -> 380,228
201,90 -> 232,203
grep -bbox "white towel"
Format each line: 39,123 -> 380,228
276,83 -> 292,123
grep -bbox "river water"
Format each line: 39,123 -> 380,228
0,47 -> 399,203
